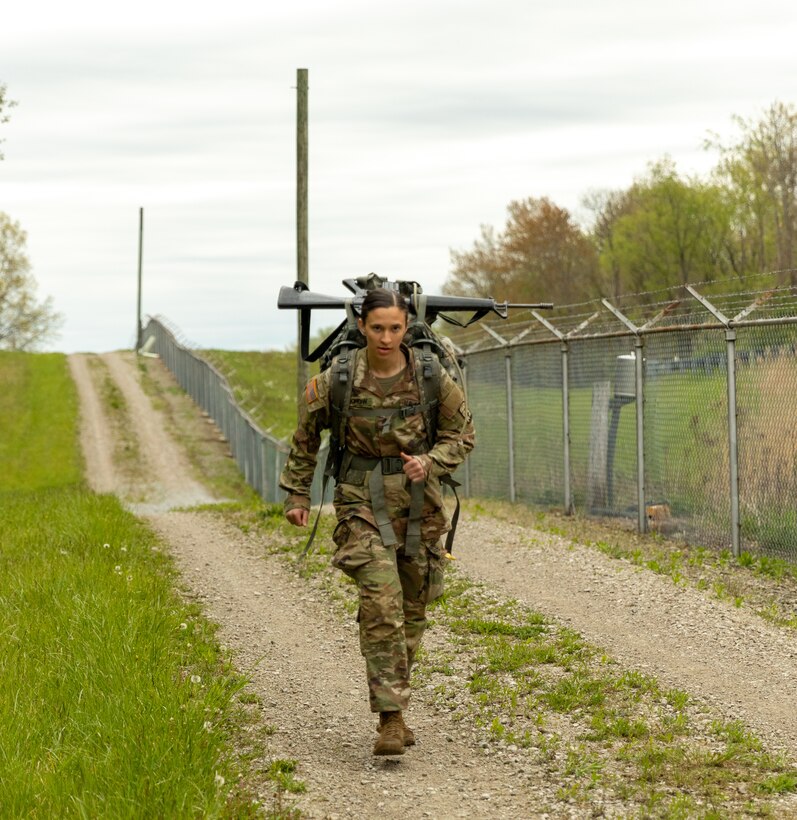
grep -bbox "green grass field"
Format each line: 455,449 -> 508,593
0,352 -> 255,816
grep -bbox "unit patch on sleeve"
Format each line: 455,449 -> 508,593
306,377 -> 320,404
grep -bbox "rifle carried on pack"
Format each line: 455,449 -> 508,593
277,273 -> 554,363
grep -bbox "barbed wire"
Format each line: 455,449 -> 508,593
447,271 -> 797,351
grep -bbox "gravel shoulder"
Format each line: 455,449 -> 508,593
69,351 -> 797,818
454,518 -> 797,758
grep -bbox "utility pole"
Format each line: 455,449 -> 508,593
136,206 -> 144,351
296,68 -> 309,406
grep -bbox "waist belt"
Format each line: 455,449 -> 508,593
340,451 -> 425,557
344,454 -> 405,476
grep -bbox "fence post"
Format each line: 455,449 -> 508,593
725,329 -> 741,557
561,340 -> 573,515
685,286 -> 742,557
531,311 -> 590,517
633,335 -> 647,534
602,300 -> 647,533
505,348 -> 516,503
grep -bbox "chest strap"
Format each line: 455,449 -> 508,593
338,400 -> 438,422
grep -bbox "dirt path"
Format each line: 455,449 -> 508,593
69,354 -> 116,493
454,520 -> 797,757
69,350 -> 797,817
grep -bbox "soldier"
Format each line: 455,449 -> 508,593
280,286 -> 475,756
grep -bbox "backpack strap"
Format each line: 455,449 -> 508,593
330,349 -> 356,444
410,346 -> 441,449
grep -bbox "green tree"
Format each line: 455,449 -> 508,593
582,187 -> 636,299
592,159 -> 731,298
445,197 -> 598,306
707,100 -> 797,284
0,214 -> 62,350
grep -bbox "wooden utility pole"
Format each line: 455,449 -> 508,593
296,68 -> 309,405
136,206 -> 144,351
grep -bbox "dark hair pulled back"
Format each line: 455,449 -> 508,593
360,287 -> 409,323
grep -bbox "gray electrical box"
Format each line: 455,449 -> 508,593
614,353 -> 636,399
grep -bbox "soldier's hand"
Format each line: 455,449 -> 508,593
286,508 -> 309,527
400,452 -> 426,482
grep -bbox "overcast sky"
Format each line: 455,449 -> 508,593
2,0 -> 796,353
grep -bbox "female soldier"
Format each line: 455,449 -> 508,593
280,287 -> 475,756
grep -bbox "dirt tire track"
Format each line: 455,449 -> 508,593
68,353 -> 116,493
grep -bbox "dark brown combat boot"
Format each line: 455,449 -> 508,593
373,711 -> 406,756
376,712 -> 415,746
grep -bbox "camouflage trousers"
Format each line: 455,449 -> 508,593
331,516 -> 446,713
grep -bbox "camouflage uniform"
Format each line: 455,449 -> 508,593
280,345 -> 475,713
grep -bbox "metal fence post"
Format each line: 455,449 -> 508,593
633,334 -> 647,534
561,340 -> 573,515
686,286 -> 742,557
530,311 -> 576,515
481,324 -> 514,503
725,328 -> 741,557
505,348 -> 516,503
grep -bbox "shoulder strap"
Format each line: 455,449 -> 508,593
410,345 -> 441,448
330,350 -> 356,444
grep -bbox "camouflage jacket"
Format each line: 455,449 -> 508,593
279,346 -> 475,542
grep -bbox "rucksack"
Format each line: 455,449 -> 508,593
301,274 -> 468,557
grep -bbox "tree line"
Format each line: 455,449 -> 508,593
444,101 -> 797,307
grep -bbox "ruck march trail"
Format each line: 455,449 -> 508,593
68,350 -> 797,818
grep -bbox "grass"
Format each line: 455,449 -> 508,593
0,351 -> 82,492
0,351 -> 262,816
86,354 -> 148,494
430,574 -> 797,816
37,339 -> 794,816
135,354 -> 260,504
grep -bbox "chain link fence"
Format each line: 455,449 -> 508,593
458,279 -> 797,559
141,316 -> 326,505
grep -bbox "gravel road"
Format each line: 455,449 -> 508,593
69,350 -> 797,818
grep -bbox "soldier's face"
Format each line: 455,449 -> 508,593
358,306 -> 408,362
